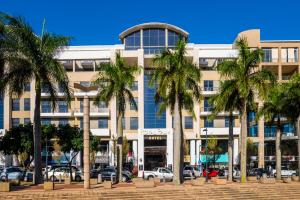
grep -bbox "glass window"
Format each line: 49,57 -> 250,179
41,101 -> 51,113
225,117 -> 235,127
24,118 -> 31,124
58,84 -> 65,93
58,101 -> 68,113
59,118 -> 68,126
80,81 -> 90,87
80,100 -> 83,112
41,119 -> 51,126
184,116 -> 193,129
80,118 -> 83,129
98,118 -> 108,128
24,98 -> 30,111
262,48 -> 272,62
41,83 -> 50,93
98,101 -> 107,108
125,30 -> 141,50
204,117 -> 214,128
130,97 -> 138,110
168,30 -> 180,47
130,117 -> 138,130
12,118 -> 20,127
24,82 -> 31,92
131,81 -> 138,91
143,28 -> 165,54
204,97 -> 212,112
204,80 -> 213,91
12,99 -> 20,111
122,117 -> 126,130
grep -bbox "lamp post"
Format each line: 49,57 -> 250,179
203,128 -> 208,182
74,83 -> 97,189
45,137 -> 58,182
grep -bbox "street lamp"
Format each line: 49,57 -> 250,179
45,137 -> 58,182
74,83 -> 97,189
203,128 -> 208,183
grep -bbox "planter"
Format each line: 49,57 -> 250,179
211,177 -> 217,183
214,178 -> 227,185
135,180 -> 155,188
260,178 -> 275,184
0,182 -> 11,192
191,178 -> 205,186
247,176 -> 258,182
90,178 -> 98,185
292,176 -> 299,181
64,177 -> 71,185
44,182 -> 54,191
103,181 -> 112,189
154,177 -> 161,185
282,177 -> 291,183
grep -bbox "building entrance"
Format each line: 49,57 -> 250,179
144,135 -> 167,170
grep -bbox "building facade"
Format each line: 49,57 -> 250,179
1,23 -> 299,174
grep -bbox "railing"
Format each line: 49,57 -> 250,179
81,60 -> 94,66
201,107 -> 213,112
281,58 -> 299,63
262,57 -> 278,63
74,107 -> 109,113
202,87 -> 219,91
282,75 -> 292,80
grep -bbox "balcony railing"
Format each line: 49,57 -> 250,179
203,87 -> 219,91
281,58 -> 299,63
81,60 -> 94,66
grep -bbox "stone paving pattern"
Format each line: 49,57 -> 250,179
1,182 -> 300,199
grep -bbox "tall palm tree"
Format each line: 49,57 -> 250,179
257,84 -> 287,180
0,13 -> 71,184
151,40 -> 201,184
209,80 -> 245,181
93,53 -> 139,182
283,74 -> 300,180
216,38 -> 274,183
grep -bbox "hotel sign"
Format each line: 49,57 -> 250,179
139,128 -> 173,136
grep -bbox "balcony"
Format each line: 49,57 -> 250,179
200,127 -> 240,136
41,110 -> 72,118
282,58 -> 299,64
73,107 -> 109,117
200,107 -> 239,116
202,87 -> 219,95
81,60 -> 94,67
90,128 -> 110,136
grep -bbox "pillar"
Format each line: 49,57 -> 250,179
137,133 -> 144,177
190,140 -> 196,165
132,140 -> 138,166
83,95 -> 90,189
167,131 -> 173,170
233,138 -> 239,165
109,140 -> 115,166
196,140 -> 202,166
258,102 -> 265,168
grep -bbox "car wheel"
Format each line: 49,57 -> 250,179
122,176 -> 127,182
274,173 -> 277,178
75,176 -> 81,182
292,173 -> 296,177
148,175 -> 154,180
50,175 -> 57,182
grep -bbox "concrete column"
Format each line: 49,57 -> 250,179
196,140 -> 201,166
137,49 -> 144,130
233,138 -> 239,165
278,65 -> 282,81
167,131 -> 173,170
132,140 -> 138,166
83,95 -> 90,189
137,133 -> 144,177
258,102 -> 265,168
109,140 -> 115,166
190,140 -> 196,165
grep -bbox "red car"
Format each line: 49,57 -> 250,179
202,168 -> 218,178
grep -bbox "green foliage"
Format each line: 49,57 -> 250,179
122,137 -> 130,163
151,40 -> 201,116
247,138 -> 258,164
205,136 -> 223,166
93,53 -> 140,115
0,123 -> 57,167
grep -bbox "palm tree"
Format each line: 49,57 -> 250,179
0,13 -> 72,184
151,40 -> 201,184
209,80 -> 245,181
93,53 -> 139,182
257,84 -> 287,180
283,74 -> 300,180
216,37 -> 274,183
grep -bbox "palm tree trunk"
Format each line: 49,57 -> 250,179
296,117 -> 300,181
228,113 -> 234,182
275,118 -> 282,180
173,97 -> 183,184
240,103 -> 247,183
33,81 -> 43,184
117,113 -> 123,182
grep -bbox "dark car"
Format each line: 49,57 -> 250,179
0,166 -> 25,182
249,168 -> 268,178
97,167 -> 131,183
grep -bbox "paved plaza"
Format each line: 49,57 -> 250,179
1,182 -> 300,200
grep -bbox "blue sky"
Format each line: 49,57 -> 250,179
2,0 -> 300,45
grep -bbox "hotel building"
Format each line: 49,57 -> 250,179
0,23 -> 299,175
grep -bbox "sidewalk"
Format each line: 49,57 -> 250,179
1,182 -> 300,199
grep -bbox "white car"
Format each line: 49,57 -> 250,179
183,166 -> 202,179
143,167 -> 173,181
46,166 -> 83,182
272,167 -> 297,177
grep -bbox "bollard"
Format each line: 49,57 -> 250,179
59,174 -> 62,183
98,174 -> 102,183
111,174 -> 115,183
163,175 -> 166,183
190,171 -> 193,180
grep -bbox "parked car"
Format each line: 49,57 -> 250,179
272,166 -> 297,177
248,168 -> 268,178
183,165 -> 201,179
202,168 -> 218,178
0,166 -> 25,182
98,167 -> 131,183
143,167 -> 173,181
46,166 -> 83,182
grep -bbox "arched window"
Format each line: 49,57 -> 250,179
124,30 -> 141,50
